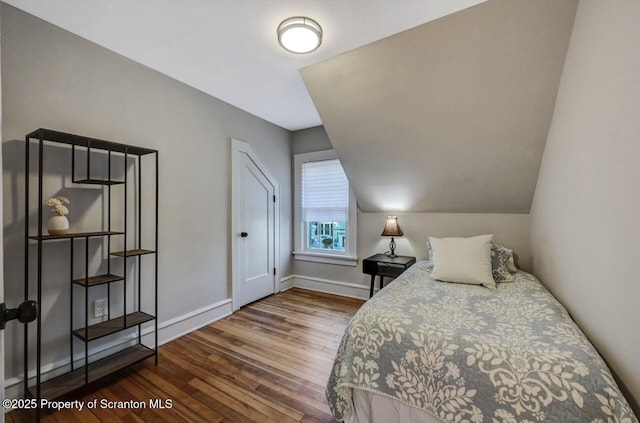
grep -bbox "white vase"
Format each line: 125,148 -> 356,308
47,215 -> 69,236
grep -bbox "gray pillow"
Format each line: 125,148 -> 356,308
491,240 -> 515,282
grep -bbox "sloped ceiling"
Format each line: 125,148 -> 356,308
301,0 -> 577,213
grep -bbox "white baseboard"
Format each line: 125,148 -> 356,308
157,298 -> 233,345
279,275 -> 295,291
281,274 -> 371,300
3,278 -> 363,403
3,298 -> 233,403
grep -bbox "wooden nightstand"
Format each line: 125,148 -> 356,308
362,254 -> 416,298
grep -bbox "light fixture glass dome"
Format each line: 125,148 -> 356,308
277,17 -> 322,54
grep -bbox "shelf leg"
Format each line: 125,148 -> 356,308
70,239 -> 74,371
155,151 -> 159,365
23,135 -> 29,401
36,135 -> 43,422
85,236 -> 89,384
124,148 -> 128,328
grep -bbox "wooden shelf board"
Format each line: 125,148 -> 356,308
73,178 -> 124,186
72,273 -> 124,287
29,231 -> 124,241
27,344 -> 155,401
27,128 -> 157,156
73,312 -> 155,342
111,249 -> 155,257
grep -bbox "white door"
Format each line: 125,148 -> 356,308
237,153 -> 275,307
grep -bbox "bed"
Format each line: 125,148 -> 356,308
326,259 -> 638,423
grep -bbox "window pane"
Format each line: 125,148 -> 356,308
306,221 -> 346,252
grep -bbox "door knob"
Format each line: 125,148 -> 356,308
1,300 -> 38,330
240,232 -> 248,238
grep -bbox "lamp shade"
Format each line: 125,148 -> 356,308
381,216 -> 403,237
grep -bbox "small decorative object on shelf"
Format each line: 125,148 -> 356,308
44,196 -> 70,235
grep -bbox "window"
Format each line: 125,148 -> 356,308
294,150 -> 357,266
307,222 -> 345,251
301,157 -> 348,252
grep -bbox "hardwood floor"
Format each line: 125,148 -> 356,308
7,288 -> 364,423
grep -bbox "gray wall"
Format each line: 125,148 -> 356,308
290,126 -> 333,155
530,0 -> 640,414
291,126 -> 531,289
1,4 -> 291,385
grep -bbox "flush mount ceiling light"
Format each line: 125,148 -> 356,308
277,17 -> 322,54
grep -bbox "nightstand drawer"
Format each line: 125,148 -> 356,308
376,262 -> 407,278
362,254 -> 416,275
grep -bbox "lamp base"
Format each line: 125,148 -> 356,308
387,237 -> 397,258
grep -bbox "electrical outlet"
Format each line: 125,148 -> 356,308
94,299 -> 107,318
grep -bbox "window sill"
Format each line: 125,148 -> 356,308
293,251 -> 358,267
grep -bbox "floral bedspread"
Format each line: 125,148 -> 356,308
326,261 -> 638,423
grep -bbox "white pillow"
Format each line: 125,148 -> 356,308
429,235 -> 496,289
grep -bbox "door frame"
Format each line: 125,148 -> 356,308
231,139 -> 280,312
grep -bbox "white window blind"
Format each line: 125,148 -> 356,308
301,159 -> 349,222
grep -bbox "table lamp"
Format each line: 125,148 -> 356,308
381,216 -> 403,258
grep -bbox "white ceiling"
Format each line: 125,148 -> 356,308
3,0 -> 485,131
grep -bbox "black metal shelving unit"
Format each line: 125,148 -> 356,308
23,129 -> 158,416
